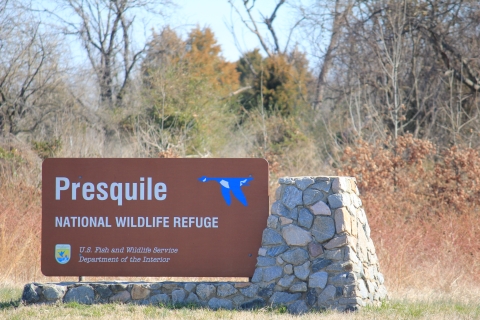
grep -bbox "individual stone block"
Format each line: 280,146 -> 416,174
269,292 -> 301,306
257,257 -> 276,267
131,285 -> 150,300
185,292 -> 199,304
311,216 -> 335,243
308,272 -> 328,289
310,181 -> 331,193
328,194 -> 351,209
172,289 -> 186,304
298,208 -> 314,228
22,284 -> 40,303
43,285 -> 66,301
317,285 -> 336,305
110,290 -> 131,303
196,284 -> 216,300
64,286 -> 94,304
293,261 -> 311,280
282,186 -> 303,209
258,247 -> 267,256
271,201 -> 291,218
309,200 -> 331,216
281,248 -> 309,265
295,177 -> 315,190
280,217 -> 293,225
184,283 -> 196,292
262,228 -> 284,246
267,215 -> 278,229
282,224 -> 312,246
217,284 -> 236,297
308,242 -> 324,258
325,248 -> 343,260
263,266 -> 283,282
324,235 -> 356,250
208,298 -> 233,310
303,188 -> 325,206
278,275 -> 295,288
334,207 -> 352,234
284,264 -> 293,275
288,300 -> 308,315
266,245 -> 289,257
289,282 -> 307,293
311,258 -> 333,272
240,298 -> 265,310
240,284 -> 258,298
332,177 -> 351,193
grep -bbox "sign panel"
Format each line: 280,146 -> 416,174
42,158 -> 268,277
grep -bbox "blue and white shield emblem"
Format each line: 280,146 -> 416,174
55,244 -> 71,264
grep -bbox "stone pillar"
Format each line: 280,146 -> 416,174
253,176 -> 387,313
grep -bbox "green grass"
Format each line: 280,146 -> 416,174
2,285 -> 480,319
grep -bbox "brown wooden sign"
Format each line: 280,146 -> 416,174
42,158 -> 268,277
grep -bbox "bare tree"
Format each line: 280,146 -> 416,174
0,1 -> 66,135
45,0 -> 170,109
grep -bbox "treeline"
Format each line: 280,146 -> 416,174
0,0 -> 479,167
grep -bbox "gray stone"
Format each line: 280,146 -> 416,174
298,208 -> 314,229
295,177 -> 315,190
309,200 -> 331,216
22,284 -> 39,303
271,201 -> 291,218
217,284 -> 236,297
147,283 -> 162,290
185,293 -> 199,304
358,280 -> 369,299
308,242 -> 324,258
310,181 -> 331,193
288,300 -> 309,315
311,216 -> 335,243
149,293 -> 169,305
269,292 -> 301,306
281,248 -> 309,265
43,285 -> 66,301
240,298 -> 265,310
281,224 -> 312,246
324,235 -> 350,249
172,289 -> 186,304
317,285 -> 336,305
278,275 -> 295,288
109,290 -> 131,303
282,186 -> 303,209
208,297 -> 233,310
332,177 -> 351,193
303,188 -> 325,206
306,288 -> 317,306
284,264 -> 293,275
95,285 -> 112,299
263,266 -> 283,282
240,284 -> 258,298
64,286 -> 94,304
196,284 -> 216,300
377,272 -> 385,285
258,247 -> 267,256
294,261 -> 311,280
279,177 -> 295,185
328,194 -> 351,209
251,268 -> 263,283
325,248 -> 343,260
312,258 -> 333,272
326,262 -> 348,272
279,217 -> 293,225
266,245 -> 289,257
276,256 -> 284,265
289,282 -> 307,292
258,283 -> 275,298
257,257 -> 276,267
184,283 -> 196,293
110,284 -> 128,293
262,228 -> 284,246
267,215 -> 278,229
309,272 -> 328,289
330,272 -> 356,286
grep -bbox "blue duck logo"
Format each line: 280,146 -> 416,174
198,175 -> 253,206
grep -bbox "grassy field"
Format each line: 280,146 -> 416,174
1,284 -> 480,319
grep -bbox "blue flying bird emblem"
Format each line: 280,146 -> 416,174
198,175 -> 253,206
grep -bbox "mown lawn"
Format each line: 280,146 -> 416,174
2,285 -> 479,319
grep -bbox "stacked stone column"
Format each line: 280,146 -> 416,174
253,176 -> 387,312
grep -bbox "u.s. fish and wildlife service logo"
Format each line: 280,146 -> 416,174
55,244 -> 71,264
